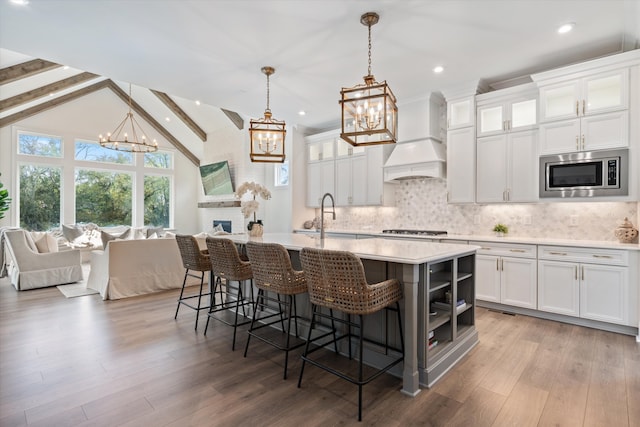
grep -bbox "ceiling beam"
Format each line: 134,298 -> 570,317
107,81 -> 199,166
0,71 -> 99,112
221,108 -> 244,130
151,90 -> 207,142
0,59 -> 62,85
0,79 -> 111,128
0,79 -> 200,167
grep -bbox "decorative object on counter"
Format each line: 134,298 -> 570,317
249,66 -> 286,163
339,11 -> 398,147
303,219 -> 314,229
614,217 -> 638,243
492,223 -> 509,237
248,220 -> 264,237
235,181 -> 271,233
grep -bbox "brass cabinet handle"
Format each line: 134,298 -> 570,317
549,251 -> 567,255
575,266 -> 578,280
496,258 -> 499,271
481,247 -> 492,250
576,136 -> 579,150
582,99 -> 586,115
593,254 -> 613,259
576,100 -> 579,116
510,249 -> 526,253
581,266 -> 584,281
501,259 -> 504,271
581,134 -> 585,150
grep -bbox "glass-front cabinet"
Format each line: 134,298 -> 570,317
539,69 -> 628,123
447,96 -> 474,130
476,84 -> 537,137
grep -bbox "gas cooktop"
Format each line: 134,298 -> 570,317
382,229 -> 448,236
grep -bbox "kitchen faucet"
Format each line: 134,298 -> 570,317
320,192 -> 335,240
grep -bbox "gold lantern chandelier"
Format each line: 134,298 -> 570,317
99,83 -> 158,153
249,66 -> 286,163
340,12 -> 398,147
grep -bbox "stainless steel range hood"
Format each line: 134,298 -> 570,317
383,137 -> 446,182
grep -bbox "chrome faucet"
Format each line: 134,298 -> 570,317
320,192 -> 335,240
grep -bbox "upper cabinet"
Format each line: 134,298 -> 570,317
476,84 -> 537,137
531,51 -> 640,156
447,96 -> 475,130
539,69 -> 628,123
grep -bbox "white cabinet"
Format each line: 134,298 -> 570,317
446,126 -> 475,203
472,242 -> 537,309
306,161 -> 335,208
447,96 -> 474,130
537,68 -> 630,154
306,132 -> 336,208
476,130 -> 537,203
538,245 -> 633,326
305,130 -> 393,208
539,69 -> 628,122
539,110 -> 628,154
476,85 -> 537,137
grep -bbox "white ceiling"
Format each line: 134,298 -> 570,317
1,0 -> 639,135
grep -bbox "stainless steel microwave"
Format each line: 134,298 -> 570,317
539,148 -> 628,198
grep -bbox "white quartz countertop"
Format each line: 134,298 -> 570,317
293,229 -> 640,251
213,233 -> 478,265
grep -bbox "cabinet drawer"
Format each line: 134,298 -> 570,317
469,241 -> 536,258
538,245 -> 628,266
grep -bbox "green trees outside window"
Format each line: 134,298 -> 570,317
19,165 -> 61,231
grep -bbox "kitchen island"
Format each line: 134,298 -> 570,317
214,233 -> 479,395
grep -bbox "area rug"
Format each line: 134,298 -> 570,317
57,283 -> 99,298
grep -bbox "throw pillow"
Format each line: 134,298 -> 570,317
62,224 -> 84,243
147,226 -> 164,238
31,231 -> 59,253
147,232 -> 158,239
100,228 -> 131,248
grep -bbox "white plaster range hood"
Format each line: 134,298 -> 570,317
383,137 -> 446,182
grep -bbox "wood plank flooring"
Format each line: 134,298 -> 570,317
0,277 -> 638,426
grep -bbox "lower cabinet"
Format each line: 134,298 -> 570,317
473,242 -> 537,309
538,246 -> 632,326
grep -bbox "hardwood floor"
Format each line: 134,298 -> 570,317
1,277 -> 638,426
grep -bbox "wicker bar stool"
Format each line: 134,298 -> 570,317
298,247 -> 404,422
244,241 -> 309,379
204,237 -> 254,351
174,234 -> 217,330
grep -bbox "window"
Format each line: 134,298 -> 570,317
144,175 -> 170,227
75,140 -> 133,164
144,151 -> 172,169
19,164 -> 61,231
18,132 -> 62,157
75,169 -> 133,226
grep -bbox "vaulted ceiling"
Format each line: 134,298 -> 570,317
1,0 -> 639,163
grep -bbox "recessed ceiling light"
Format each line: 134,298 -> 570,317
433,66 -> 444,74
165,117 -> 170,122
558,22 -> 575,34
195,100 -> 201,106
298,110 -> 306,116
10,0 -> 29,5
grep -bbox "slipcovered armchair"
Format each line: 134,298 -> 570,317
3,229 -> 83,290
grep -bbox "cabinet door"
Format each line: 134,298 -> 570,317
539,119 -> 581,154
583,69 -> 628,116
448,97 -> 474,129
581,110 -> 628,151
475,255 -> 501,302
539,81 -> 581,122
501,257 -> 537,309
580,264 -> 628,325
510,98 -> 537,131
507,130 -> 537,202
477,104 -> 504,136
334,158 -> 352,206
307,162 -> 322,207
476,135 -> 507,203
538,260 -> 580,317
447,127 -> 475,203
350,155 -> 367,206
366,146 -> 384,205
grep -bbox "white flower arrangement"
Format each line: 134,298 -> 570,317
235,181 -> 271,220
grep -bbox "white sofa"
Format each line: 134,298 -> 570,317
3,229 -> 83,290
86,237 -> 199,300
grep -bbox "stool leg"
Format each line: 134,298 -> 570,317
194,271 -> 205,331
298,304 -> 318,388
231,281 -> 244,351
329,308 -> 339,353
283,294 -> 294,380
358,314 -> 364,422
174,269 -> 189,319
244,289 -> 263,358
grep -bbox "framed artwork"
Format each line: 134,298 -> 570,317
274,161 -> 289,187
